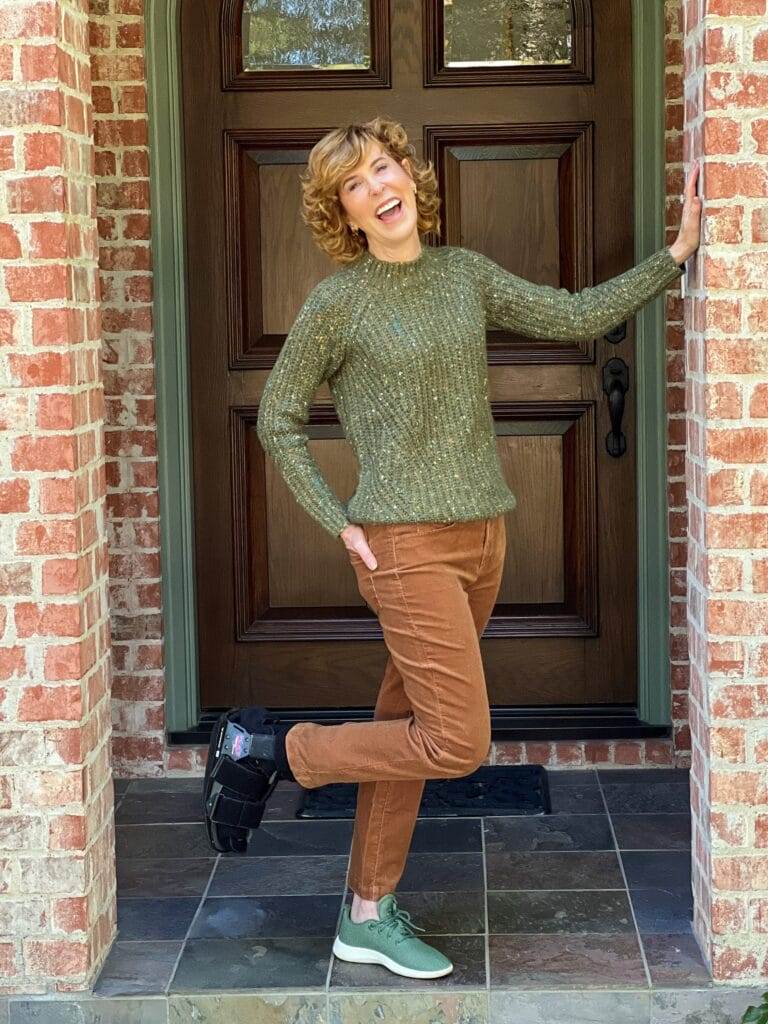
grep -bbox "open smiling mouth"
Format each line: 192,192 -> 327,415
376,199 -> 403,224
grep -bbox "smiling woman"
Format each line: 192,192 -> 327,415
227,106 -> 701,973
298,116 -> 442,264
335,142 -> 420,254
209,112 -> 698,982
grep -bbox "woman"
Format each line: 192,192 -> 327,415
203,116 -> 702,980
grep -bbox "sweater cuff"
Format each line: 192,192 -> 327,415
663,245 -> 686,274
323,507 -> 350,537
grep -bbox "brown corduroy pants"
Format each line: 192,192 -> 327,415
284,514 -> 507,901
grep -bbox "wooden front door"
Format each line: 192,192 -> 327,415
181,0 -> 645,721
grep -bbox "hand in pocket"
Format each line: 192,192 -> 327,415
340,523 -> 377,570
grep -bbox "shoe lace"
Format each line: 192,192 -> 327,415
371,905 -> 425,945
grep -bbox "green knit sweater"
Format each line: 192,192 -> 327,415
256,244 -> 684,537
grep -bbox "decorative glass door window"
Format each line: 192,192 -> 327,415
443,0 -> 572,67
242,0 -> 371,71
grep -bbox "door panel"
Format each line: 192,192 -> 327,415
180,0 -> 640,714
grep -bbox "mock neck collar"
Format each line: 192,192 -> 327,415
357,244 -> 434,280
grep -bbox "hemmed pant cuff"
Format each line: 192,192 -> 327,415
284,724 -> 313,789
347,882 -> 394,901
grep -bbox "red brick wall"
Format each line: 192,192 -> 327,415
3,0 -> 768,993
666,0 -> 693,768
682,0 -> 768,981
89,0 -> 165,777
0,0 -> 115,993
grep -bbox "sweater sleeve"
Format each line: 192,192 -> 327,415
470,245 -> 685,341
256,279 -> 351,537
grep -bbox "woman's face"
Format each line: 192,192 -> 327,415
337,141 -> 418,252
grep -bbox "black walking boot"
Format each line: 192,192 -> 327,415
202,706 -> 295,854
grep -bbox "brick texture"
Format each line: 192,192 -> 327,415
0,0 -> 115,995
666,0 -> 694,770
679,0 -> 768,982
164,736 -> 678,778
89,0 -> 164,778
2,0 -> 767,992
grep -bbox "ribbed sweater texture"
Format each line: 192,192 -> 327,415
256,244 -> 684,537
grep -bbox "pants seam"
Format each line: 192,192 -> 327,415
367,780 -> 392,897
368,573 -> 381,613
391,529 -> 448,748
476,516 -> 491,578
348,782 -> 374,897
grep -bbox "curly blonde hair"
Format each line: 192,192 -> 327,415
299,116 -> 442,265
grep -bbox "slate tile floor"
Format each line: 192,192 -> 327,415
91,766 -> 716,1005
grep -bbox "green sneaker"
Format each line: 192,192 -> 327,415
332,893 -> 453,979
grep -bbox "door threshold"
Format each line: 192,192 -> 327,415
167,705 -> 668,745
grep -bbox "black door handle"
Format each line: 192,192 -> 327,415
604,320 -> 627,344
602,357 -> 629,457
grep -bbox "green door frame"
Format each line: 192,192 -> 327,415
145,0 -> 199,733
146,0 -> 672,732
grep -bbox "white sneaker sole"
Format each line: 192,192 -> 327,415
332,935 -> 454,979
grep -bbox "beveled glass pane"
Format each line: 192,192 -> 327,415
444,0 -> 572,67
242,0 -> 371,71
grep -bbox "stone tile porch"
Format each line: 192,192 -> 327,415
5,768 -> 763,1023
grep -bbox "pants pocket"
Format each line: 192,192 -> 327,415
349,552 -> 380,614
414,521 -> 456,536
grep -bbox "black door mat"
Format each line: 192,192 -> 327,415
295,764 -> 551,819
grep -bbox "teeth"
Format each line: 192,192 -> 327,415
376,198 -> 400,216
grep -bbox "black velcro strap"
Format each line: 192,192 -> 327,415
209,791 -> 266,829
211,754 -> 270,798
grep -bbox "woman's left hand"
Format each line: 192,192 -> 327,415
669,161 -> 702,265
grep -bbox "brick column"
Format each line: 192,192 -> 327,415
666,0 -> 693,767
685,0 -> 768,981
0,0 -> 115,993
89,0 -> 165,778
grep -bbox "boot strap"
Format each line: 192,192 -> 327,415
206,790 -> 266,829
210,752 -> 272,795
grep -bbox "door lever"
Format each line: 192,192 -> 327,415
604,320 -> 627,344
602,357 -> 629,457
